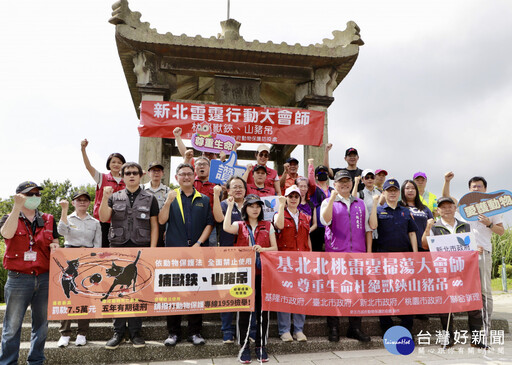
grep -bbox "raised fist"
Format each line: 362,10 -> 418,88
325,143 -> 333,152
81,139 -> 88,149
103,186 -> 114,199
173,127 -> 182,137
59,200 -> 69,210
444,171 -> 454,182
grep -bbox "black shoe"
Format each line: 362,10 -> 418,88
471,342 -> 490,350
328,327 -> 339,342
347,328 -> 371,342
105,333 -> 125,350
131,334 -> 146,348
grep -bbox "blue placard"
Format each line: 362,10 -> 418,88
458,190 -> 512,221
208,151 -> 247,185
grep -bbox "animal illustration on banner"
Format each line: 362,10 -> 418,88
209,151 -> 246,185
191,123 -> 237,155
52,250 -> 152,301
458,190 -> 512,221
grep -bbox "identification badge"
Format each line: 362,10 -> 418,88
24,251 -> 37,262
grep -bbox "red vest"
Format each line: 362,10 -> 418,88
3,213 -> 55,275
235,220 -> 272,248
276,209 -> 310,252
93,172 -> 125,220
194,179 -> 216,211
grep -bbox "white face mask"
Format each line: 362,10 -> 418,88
24,196 -> 41,210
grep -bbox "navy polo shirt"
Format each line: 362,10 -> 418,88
374,203 -> 418,252
164,189 -> 214,247
219,200 -> 242,246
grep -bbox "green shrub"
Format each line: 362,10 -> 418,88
498,264 -> 512,279
492,228 -> 512,278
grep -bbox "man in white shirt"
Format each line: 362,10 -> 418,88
442,172 -> 505,347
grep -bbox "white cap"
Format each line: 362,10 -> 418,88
362,169 -> 375,178
257,144 -> 270,153
285,184 -> 301,196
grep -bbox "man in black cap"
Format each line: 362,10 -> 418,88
279,156 -> 302,191
323,143 -> 364,191
0,181 -> 60,364
245,165 -> 276,197
142,162 -> 170,247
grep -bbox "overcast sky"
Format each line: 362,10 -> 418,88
1,0 -> 511,224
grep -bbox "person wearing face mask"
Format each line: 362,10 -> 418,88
0,181 -> 60,365
308,164 -> 334,252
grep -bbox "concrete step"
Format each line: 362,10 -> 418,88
17,337 -> 386,365
8,315 -> 510,342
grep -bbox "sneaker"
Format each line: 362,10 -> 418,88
188,334 -> 206,345
239,346 -> 251,364
75,335 -> 87,346
255,347 -> 269,362
131,335 -> 146,348
57,336 -> 70,348
223,332 -> 235,344
105,333 -> 124,350
280,332 -> 293,342
164,334 -> 179,346
293,331 -> 307,342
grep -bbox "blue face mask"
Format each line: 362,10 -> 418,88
24,196 -> 41,210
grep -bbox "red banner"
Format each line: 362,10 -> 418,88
261,251 -> 482,316
139,101 -> 325,146
48,247 -> 255,320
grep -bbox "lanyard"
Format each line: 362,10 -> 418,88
21,218 -> 35,251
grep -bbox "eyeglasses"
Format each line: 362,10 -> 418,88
178,173 -> 194,177
25,192 -> 41,197
230,186 -> 245,190
259,152 -> 269,158
196,163 -> 209,167
75,199 -> 90,203
123,171 -> 140,176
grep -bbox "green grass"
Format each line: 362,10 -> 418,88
491,277 -> 512,292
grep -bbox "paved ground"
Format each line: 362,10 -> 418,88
113,291 -> 512,364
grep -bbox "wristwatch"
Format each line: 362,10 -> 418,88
196,241 -> 203,246
486,223 -> 493,229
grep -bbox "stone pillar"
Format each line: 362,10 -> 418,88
133,51 -> 174,185
296,67 -> 337,176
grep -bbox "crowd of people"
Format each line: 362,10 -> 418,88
0,136 -> 504,364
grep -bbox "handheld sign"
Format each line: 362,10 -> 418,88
458,190 -> 512,221
427,233 -> 477,252
191,124 -> 237,155
260,196 -> 280,222
209,151 -> 246,185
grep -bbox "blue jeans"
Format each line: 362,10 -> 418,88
0,271 -> 49,365
277,312 -> 306,335
220,312 -> 235,337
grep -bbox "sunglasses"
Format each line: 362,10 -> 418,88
123,171 -> 140,176
25,192 -> 41,197
259,152 -> 269,158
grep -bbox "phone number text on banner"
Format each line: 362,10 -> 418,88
139,101 -> 325,146
48,247 -> 255,320
261,251 -> 482,316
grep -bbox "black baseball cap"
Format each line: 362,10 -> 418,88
345,147 -> 358,156
253,165 -> 268,173
72,191 -> 92,201
334,170 -> 351,181
244,194 -> 264,206
437,197 -> 455,207
148,162 -> 164,171
286,157 -> 299,164
16,181 -> 43,194
315,165 -> 329,175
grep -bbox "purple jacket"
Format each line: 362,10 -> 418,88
325,197 -> 367,253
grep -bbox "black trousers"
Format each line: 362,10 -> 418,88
327,316 -> 363,332
100,222 -> 110,248
379,315 -> 413,333
113,317 -> 142,338
440,310 -> 482,333
310,227 -> 325,252
166,314 -> 203,337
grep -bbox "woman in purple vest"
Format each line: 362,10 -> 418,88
320,170 -> 377,343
